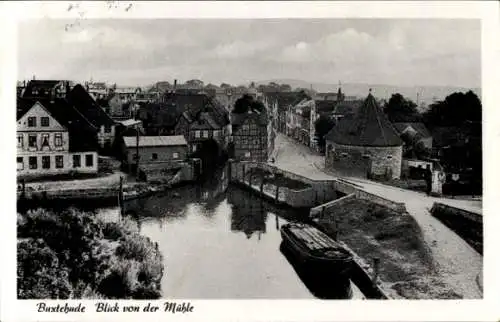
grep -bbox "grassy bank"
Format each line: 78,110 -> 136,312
316,199 -> 462,299
17,208 -> 163,299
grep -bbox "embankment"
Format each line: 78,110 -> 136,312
430,202 -> 483,254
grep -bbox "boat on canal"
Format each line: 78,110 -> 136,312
280,223 -> 353,277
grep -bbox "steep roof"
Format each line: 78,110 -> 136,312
67,84 -> 116,127
17,98 -> 98,152
334,100 -> 363,116
164,92 -> 230,128
326,93 -> 403,147
392,122 -> 431,138
265,91 -> 311,112
315,100 -> 337,114
123,135 -> 187,148
22,80 -> 63,97
231,109 -> 268,133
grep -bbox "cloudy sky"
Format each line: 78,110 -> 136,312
18,19 -> 480,88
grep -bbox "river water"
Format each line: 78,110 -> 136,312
97,168 -> 364,299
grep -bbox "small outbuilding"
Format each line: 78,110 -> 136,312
122,135 -> 188,173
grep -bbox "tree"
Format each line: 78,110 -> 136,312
314,115 -> 336,150
279,84 -> 292,92
233,94 -> 264,114
384,93 -> 422,123
185,79 -> 204,88
220,83 -> 232,89
423,90 -> 481,129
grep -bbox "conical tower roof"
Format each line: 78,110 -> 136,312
326,92 -> 403,147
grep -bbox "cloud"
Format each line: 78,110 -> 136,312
212,40 -> 272,59
17,19 -> 480,88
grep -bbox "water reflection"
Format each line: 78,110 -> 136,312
95,165 -> 358,299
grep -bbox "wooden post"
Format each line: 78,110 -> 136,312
372,257 -> 380,283
321,206 -> 326,220
260,172 -> 265,194
275,185 -> 280,203
242,164 -> 246,183
275,214 -> 279,231
119,176 -> 124,220
21,179 -> 26,199
249,168 -> 253,187
135,129 -> 140,177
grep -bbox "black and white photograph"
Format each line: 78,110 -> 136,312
2,1 -> 499,321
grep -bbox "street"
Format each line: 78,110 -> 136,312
272,133 -> 483,298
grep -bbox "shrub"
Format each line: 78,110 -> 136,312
17,238 -> 72,299
17,208 -> 164,299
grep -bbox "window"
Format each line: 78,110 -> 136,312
85,154 -> 94,167
104,125 -> 112,133
17,157 -> 23,170
340,152 -> 348,158
54,133 -> 63,147
201,130 -> 207,138
29,156 -> 37,169
41,134 -> 50,148
173,152 -> 179,159
41,117 -> 50,127
152,153 -> 158,161
213,130 -> 220,137
17,135 -> 23,148
28,117 -> 36,127
132,153 -> 139,161
28,135 -> 37,149
192,145 -> 197,152
42,156 -> 50,169
55,155 -> 64,169
73,155 -> 81,168
195,130 -> 200,138
387,155 -> 393,160
244,151 -> 251,158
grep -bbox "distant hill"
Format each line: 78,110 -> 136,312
256,79 -> 481,109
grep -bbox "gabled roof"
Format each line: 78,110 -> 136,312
315,100 -> 337,114
333,100 -> 363,115
16,97 -> 98,152
164,92 -> 230,128
231,109 -> 268,133
392,122 -> 431,138
67,84 -> 116,127
22,80 -> 66,99
123,135 -> 187,148
265,91 -> 311,111
326,93 -> 403,147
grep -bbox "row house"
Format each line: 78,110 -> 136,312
263,91 -> 312,134
212,86 -> 258,112
17,97 -> 98,179
286,100 -> 312,146
22,80 -> 117,152
85,81 -> 109,100
231,107 -> 275,162
308,100 -> 337,150
171,93 -> 231,153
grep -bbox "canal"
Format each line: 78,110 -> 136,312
98,168 -> 364,299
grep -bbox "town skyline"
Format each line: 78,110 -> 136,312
18,19 -> 480,89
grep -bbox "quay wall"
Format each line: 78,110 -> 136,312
430,202 -> 483,254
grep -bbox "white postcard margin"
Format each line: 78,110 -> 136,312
1,1 -> 499,321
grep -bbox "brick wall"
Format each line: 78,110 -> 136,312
326,142 -> 403,179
